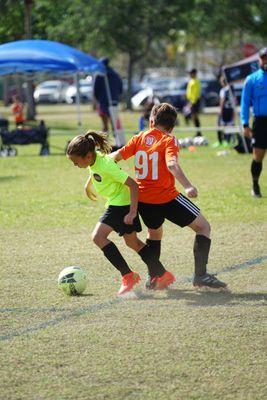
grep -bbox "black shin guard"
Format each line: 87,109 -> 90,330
102,242 -> 131,276
146,239 -> 161,260
193,235 -> 211,276
138,245 -> 166,278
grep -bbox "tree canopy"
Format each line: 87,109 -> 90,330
1,0 -> 267,107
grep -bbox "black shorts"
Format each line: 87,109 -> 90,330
252,117 -> 267,149
191,100 -> 201,114
99,205 -> 142,236
220,108 -> 234,123
138,194 -> 200,230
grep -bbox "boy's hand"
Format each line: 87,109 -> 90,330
124,211 -> 136,225
185,186 -> 198,198
109,151 -> 123,162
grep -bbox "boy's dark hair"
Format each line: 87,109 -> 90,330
151,103 -> 177,131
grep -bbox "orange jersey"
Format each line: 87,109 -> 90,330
119,128 -> 180,204
12,102 -> 24,123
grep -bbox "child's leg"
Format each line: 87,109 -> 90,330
146,226 -> 163,260
123,232 -> 166,278
188,214 -> 227,288
92,222 -> 132,276
188,213 -> 211,276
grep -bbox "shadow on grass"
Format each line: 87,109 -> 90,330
0,175 -> 23,181
166,288 -> 267,307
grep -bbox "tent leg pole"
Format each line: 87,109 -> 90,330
75,73 -> 82,132
223,71 -> 249,154
103,73 -> 119,145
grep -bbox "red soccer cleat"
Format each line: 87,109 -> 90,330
153,271 -> 175,290
117,271 -> 141,297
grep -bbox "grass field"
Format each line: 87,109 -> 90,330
1,104 -> 266,400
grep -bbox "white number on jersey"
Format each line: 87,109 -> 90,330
135,150 -> 159,180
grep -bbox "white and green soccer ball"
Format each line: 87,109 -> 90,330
58,266 -> 87,295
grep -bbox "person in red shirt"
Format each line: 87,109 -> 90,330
112,103 -> 227,290
11,95 -> 25,126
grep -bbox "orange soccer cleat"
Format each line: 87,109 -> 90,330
117,271 -> 141,297
153,271 -> 175,290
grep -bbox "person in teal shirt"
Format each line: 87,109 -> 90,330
241,47 -> 267,198
67,131 -> 170,296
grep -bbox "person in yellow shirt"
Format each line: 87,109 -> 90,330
186,69 -> 202,136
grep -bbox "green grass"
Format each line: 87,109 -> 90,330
0,105 -> 266,400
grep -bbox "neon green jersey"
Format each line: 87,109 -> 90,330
186,78 -> 201,104
88,152 -> 130,207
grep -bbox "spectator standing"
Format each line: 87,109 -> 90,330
241,47 -> 267,198
216,76 -> 236,146
11,95 -> 24,127
186,69 -> 202,136
93,58 -> 123,133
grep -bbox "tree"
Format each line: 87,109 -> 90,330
83,0 -> 193,108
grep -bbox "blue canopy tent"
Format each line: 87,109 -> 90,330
0,39 -> 126,147
0,39 -> 106,129
0,39 -> 105,75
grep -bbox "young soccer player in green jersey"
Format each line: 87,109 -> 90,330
67,131 -> 172,296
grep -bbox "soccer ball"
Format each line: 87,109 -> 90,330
58,266 -> 87,295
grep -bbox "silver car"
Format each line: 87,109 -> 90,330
65,77 -> 93,104
34,80 -> 69,103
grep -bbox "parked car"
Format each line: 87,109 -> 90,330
131,77 -> 181,109
140,75 -> 175,91
157,78 -> 188,110
122,78 -> 141,96
159,79 -> 221,110
131,87 -> 154,109
34,80 -> 69,103
65,77 -> 93,104
201,79 -> 221,107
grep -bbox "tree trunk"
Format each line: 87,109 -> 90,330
15,75 -> 24,102
3,76 -> 9,106
126,55 -> 135,110
25,79 -> 36,120
24,0 -> 36,120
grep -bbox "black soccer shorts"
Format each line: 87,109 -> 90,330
252,117 -> 267,149
99,205 -> 142,236
138,193 -> 200,230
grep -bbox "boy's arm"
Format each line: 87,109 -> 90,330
123,177 -> 139,224
167,159 -> 198,198
110,135 -> 138,162
109,150 -> 123,162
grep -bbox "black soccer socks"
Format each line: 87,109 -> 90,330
193,234 -> 211,276
102,242 -> 132,276
138,245 -> 166,278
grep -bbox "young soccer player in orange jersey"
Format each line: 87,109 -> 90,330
111,103 -> 227,290
11,95 -> 24,126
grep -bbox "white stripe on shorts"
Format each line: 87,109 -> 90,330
175,194 -> 200,216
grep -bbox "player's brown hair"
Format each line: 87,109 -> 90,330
67,131 -> 112,157
151,103 -> 177,131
